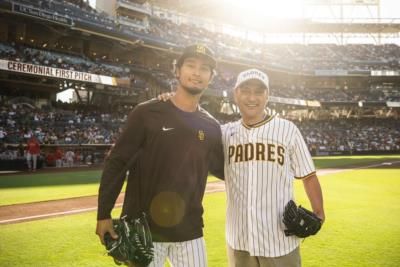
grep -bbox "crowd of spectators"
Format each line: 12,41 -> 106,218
149,17 -> 400,72
297,118 -> 400,153
0,102 -> 126,146
8,0 -> 400,73
3,0 -> 400,103
2,41 -> 400,103
0,101 -> 127,167
209,73 -> 400,102
269,84 -> 400,102
0,101 -> 399,156
0,43 -> 130,78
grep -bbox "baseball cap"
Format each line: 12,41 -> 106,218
234,68 -> 269,90
177,44 -> 217,69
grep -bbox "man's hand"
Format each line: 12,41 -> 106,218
314,210 -> 325,224
157,92 -> 175,101
96,218 -> 118,245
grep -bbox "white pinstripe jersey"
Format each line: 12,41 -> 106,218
221,115 -> 316,257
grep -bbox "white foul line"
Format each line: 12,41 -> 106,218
1,161 -> 399,224
0,204 -> 122,224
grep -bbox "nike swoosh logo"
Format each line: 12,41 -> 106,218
162,127 -> 174,131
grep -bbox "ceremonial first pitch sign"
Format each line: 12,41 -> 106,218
0,59 -> 117,86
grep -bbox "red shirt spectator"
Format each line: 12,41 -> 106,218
55,147 -> 64,168
27,137 -> 40,155
46,152 -> 56,166
55,148 -> 63,160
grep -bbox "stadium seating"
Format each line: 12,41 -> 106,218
1,102 -> 398,156
298,118 -> 400,153
1,41 -> 399,102
8,0 -> 400,72
0,0 -> 399,162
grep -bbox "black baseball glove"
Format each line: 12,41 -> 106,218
104,213 -> 154,266
282,200 -> 322,238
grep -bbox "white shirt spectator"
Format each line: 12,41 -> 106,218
64,150 -> 75,167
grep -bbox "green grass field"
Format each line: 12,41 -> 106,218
1,155 -> 398,206
0,155 -> 399,266
0,170 -> 220,205
312,155 -> 400,169
0,170 -> 102,205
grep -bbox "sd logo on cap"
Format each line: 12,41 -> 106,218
177,44 -> 217,69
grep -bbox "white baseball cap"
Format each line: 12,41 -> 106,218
234,68 -> 269,90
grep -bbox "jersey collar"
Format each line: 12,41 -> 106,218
241,114 -> 275,129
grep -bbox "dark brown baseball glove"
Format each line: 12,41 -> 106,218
283,200 -> 322,238
104,213 -> 154,266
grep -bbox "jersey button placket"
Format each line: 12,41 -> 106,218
247,129 -> 255,252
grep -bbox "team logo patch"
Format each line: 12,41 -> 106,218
198,130 -> 205,141
196,45 -> 206,55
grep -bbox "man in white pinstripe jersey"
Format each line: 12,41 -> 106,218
222,69 -> 325,267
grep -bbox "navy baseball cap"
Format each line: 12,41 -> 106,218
177,44 -> 217,69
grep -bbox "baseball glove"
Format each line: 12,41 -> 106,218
282,200 -> 322,238
104,213 -> 154,266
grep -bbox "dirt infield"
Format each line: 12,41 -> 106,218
0,181 -> 226,224
1,160 -> 398,225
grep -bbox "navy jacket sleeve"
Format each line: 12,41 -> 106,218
97,105 -> 145,220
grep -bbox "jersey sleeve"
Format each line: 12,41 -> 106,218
209,125 -> 225,180
289,125 -> 316,180
97,105 -> 146,220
